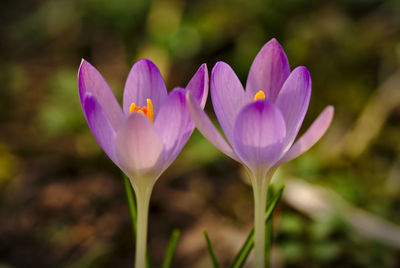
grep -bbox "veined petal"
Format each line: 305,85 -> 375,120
277,106 -> 334,165
186,92 -> 240,162
275,66 -> 311,152
154,88 -> 193,169
116,112 -> 164,179
83,95 -> 119,166
233,100 -> 286,177
211,61 -> 247,145
123,59 -> 168,116
78,59 -> 123,130
245,39 -> 290,102
186,64 -> 209,109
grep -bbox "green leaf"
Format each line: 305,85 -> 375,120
123,175 -> 137,236
203,229 -> 221,268
122,175 -> 152,268
230,185 -> 285,268
162,229 -> 181,268
264,185 -> 275,268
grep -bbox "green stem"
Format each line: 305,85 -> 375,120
250,168 -> 276,268
133,183 -> 153,268
253,179 -> 268,268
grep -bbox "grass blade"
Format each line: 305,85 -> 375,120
203,229 -> 221,268
230,185 -> 285,268
123,175 -> 137,238
264,185 -> 275,268
162,229 -> 181,268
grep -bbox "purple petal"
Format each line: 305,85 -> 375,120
186,64 -> 209,109
232,100 -> 286,177
245,39 -> 290,102
116,112 -> 164,179
78,59 -> 123,130
277,106 -> 334,165
211,61 -> 248,145
275,66 -> 311,152
186,91 -> 240,162
154,88 -> 193,169
83,95 -> 119,166
123,59 -> 168,116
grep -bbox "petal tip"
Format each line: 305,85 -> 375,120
325,105 -> 335,120
200,63 -> 208,71
289,66 -> 312,88
135,58 -> 160,71
269,38 -> 280,46
212,61 -> 228,73
79,58 -> 92,72
264,38 -> 284,51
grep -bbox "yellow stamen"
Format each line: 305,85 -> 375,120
254,90 -> 266,101
146,98 -> 153,122
129,103 -> 138,113
129,99 -> 154,122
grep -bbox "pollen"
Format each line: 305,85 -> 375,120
254,90 -> 266,101
129,98 -> 154,122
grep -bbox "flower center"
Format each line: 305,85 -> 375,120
254,90 -> 266,101
129,98 -> 154,122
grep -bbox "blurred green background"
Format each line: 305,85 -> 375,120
1,0 -> 400,267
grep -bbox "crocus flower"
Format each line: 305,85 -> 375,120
78,59 -> 208,268
186,39 -> 333,267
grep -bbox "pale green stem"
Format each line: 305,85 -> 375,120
133,182 -> 153,268
253,178 -> 268,268
249,168 -> 276,268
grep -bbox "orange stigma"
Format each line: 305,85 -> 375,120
129,98 -> 154,122
254,90 -> 266,101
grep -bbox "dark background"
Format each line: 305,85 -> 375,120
1,0 -> 400,267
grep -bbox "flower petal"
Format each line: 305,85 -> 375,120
211,61 -> 247,144
245,39 -> 290,102
277,106 -> 334,165
275,66 -> 311,152
186,91 -> 239,161
83,95 -> 119,166
116,112 -> 164,179
233,100 -> 286,177
186,63 -> 209,109
78,59 -> 123,130
123,59 -> 168,116
154,88 -> 193,169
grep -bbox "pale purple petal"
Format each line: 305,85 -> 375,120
83,95 -> 119,166
186,64 -> 209,109
186,91 -> 240,162
245,39 -> 290,102
116,113 -> 164,179
123,59 -> 168,116
78,59 -> 123,130
154,88 -> 193,169
277,106 -> 334,165
211,61 -> 248,145
275,66 -> 311,152
232,100 -> 286,177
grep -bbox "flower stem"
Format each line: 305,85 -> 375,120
253,179 -> 268,268
250,168 -> 276,268
133,183 -> 153,268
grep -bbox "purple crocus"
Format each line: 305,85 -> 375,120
78,59 -> 208,267
186,39 -> 333,267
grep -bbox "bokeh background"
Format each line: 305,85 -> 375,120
1,0 -> 400,267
